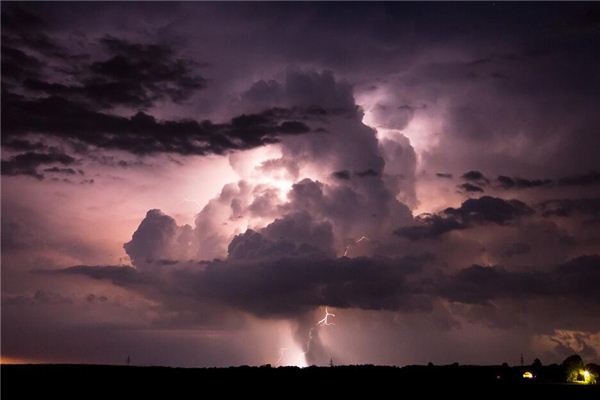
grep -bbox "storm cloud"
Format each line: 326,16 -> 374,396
396,196 -> 534,240
3,2 -> 600,367
1,5 -> 317,169
1,151 -> 75,179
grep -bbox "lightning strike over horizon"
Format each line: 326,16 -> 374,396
274,347 -> 287,366
305,307 -> 336,357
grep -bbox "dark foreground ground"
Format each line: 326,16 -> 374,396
2,364 -> 599,398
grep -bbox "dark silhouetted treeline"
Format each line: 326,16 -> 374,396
3,359 -> 600,399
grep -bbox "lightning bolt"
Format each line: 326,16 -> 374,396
305,307 -> 336,354
275,347 -> 287,366
343,235 -> 370,257
317,307 -> 336,326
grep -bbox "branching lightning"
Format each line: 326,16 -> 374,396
305,307 -> 336,354
343,235 -> 370,257
317,307 -> 336,326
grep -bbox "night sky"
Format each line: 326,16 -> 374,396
2,2 -> 600,367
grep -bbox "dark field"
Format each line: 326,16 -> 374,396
2,364 -> 599,398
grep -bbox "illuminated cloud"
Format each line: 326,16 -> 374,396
2,2 -> 600,367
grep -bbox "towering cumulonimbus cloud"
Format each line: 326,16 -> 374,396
118,69 -> 418,364
124,69 -> 416,267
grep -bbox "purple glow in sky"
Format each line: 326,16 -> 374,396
2,2 -> 600,367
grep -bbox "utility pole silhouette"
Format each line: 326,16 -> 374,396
520,353 -> 524,367
127,355 -> 131,366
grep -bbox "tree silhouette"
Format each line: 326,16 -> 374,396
562,354 -> 585,383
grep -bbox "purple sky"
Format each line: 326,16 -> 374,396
2,2 -> 600,367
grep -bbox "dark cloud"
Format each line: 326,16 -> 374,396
45,246 -> 600,366
228,215 -> 334,260
191,255 -> 430,317
2,139 -> 49,152
89,35 -> 204,106
500,242 -> 532,258
558,171 -> 600,187
43,167 -> 78,175
394,214 -> 466,241
56,265 -> 144,286
2,4 -> 205,110
332,169 -> 379,181
355,168 -> 379,178
0,6 -> 60,85
439,265 -> 543,304
1,92 -> 312,156
55,254 -> 430,318
1,151 -> 75,179
1,7 -> 318,159
458,182 -> 484,193
47,251 -> 436,366
52,252 -> 600,328
439,255 -> 600,304
2,290 -> 72,306
0,44 -> 44,82
461,170 -> 489,185
495,172 -> 600,190
1,5 -> 45,32
436,173 -> 453,179
1,5 -> 75,60
497,175 -> 552,189
332,170 -> 351,180
445,196 -> 534,225
396,196 -> 534,241
539,198 -> 600,219
252,212 -> 335,256
21,35 -> 205,109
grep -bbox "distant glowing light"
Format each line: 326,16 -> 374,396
290,350 -> 308,368
568,368 -> 597,384
583,370 -> 590,380
576,369 -> 596,385
522,371 -> 534,379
